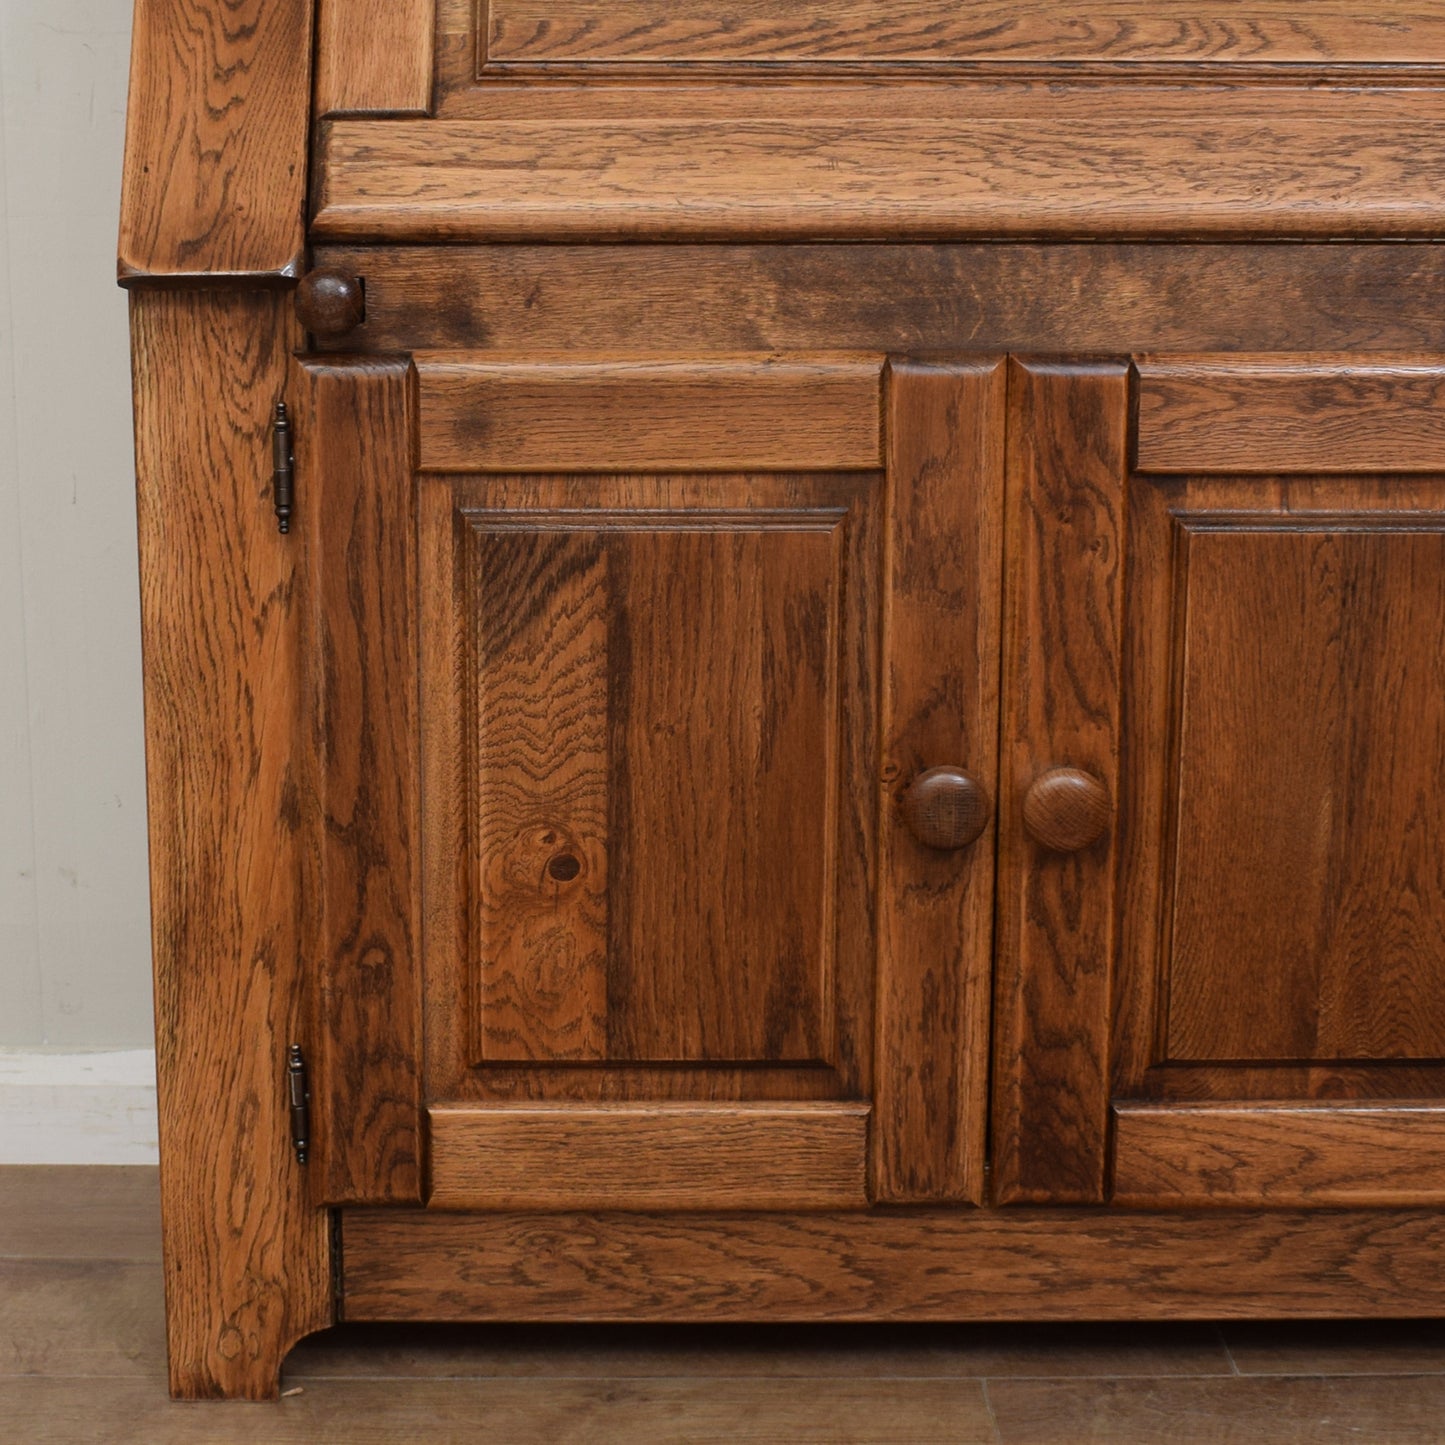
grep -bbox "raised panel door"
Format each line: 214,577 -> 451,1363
996,354 -> 1445,1207
300,353 -> 1006,1211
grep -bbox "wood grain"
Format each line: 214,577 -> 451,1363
314,91 -> 1445,243
415,358 -> 882,472
1138,358 -> 1445,472
313,243 -> 1445,359
315,0 -> 435,116
419,472 -> 881,1113
1113,1104 -> 1445,1206
992,360 -> 1128,1205
466,522 -> 611,1064
1110,461 -> 1445,1117
464,508 -> 843,1065
1124,1063 -> 1445,1104
119,0 -> 313,284
130,291 -> 331,1398
1163,520 -> 1445,1064
872,359 -> 1003,1205
341,1207 -> 1445,1321
427,1104 -> 870,1210
482,1 -> 1445,65
296,359 -> 424,1205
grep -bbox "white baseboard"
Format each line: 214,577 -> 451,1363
0,1050 -> 159,1164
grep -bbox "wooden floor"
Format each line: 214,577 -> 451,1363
6,1169 -> 1445,1442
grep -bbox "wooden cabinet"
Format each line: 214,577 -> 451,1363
121,0 -> 1445,1401
297,350 -> 1445,1222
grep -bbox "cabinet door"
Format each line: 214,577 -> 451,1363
995,355 -> 1445,1207
296,354 -> 1005,1210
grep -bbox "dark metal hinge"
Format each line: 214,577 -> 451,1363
287,1043 -> 310,1166
271,401 -> 295,534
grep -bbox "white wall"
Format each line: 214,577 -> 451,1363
1,0 -> 153,1051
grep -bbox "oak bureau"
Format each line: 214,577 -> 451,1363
120,0 -> 1445,1398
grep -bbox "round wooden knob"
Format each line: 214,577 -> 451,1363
900,767 -> 991,851
295,268 -> 365,337
1022,768 -> 1111,852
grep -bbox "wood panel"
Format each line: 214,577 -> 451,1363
313,91 -> 1445,243
119,0 -> 312,284
482,1 -> 1445,65
1138,359 -> 1445,473
296,359 -> 423,1205
315,0 -> 435,116
871,360 -> 1003,1205
1163,520 -> 1445,1064
342,1207 -> 1445,1321
1128,1063 -> 1445,1103
130,292 -> 331,1398
419,472 -> 882,1107
464,509 -> 844,1065
415,358 -> 882,472
315,244 -> 1445,359
1113,1104 -> 1445,1206
427,1104 -> 870,1210
1110,471 -> 1445,1105
991,360 -> 1128,1205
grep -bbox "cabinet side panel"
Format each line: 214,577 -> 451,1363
131,292 -> 331,1399
297,359 -> 425,1204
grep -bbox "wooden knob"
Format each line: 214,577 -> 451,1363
900,767 -> 991,851
295,268 -> 365,337
1022,768 -> 1111,852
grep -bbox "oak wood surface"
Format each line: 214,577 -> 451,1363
315,0 -> 435,117
313,243 -> 1445,359
341,1207 -> 1445,1321
1113,1104 -> 1445,1207
1020,769 -> 1111,854
118,0 -> 312,284
991,360 -> 1128,1206
427,1104 -> 870,1211
461,505 -> 844,1066
872,359 -> 1003,1205
296,359 -> 424,1205
314,90 -> 1445,243
1104,372 -> 1445,1209
415,358 -> 882,472
130,292 -> 331,1398
1137,358 -> 1445,473
1163,517 -> 1445,1065
481,1 -> 1445,66
419,472 -> 881,1117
